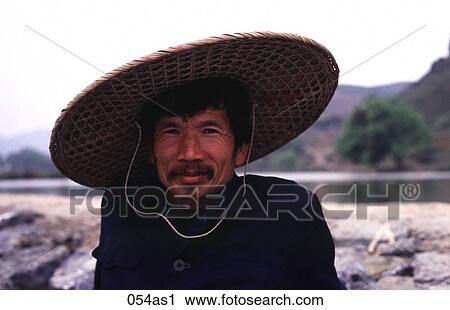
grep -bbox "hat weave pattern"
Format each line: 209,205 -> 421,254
50,32 -> 339,187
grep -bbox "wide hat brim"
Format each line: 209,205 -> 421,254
50,32 -> 339,187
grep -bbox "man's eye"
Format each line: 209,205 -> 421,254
202,128 -> 220,135
162,128 -> 180,135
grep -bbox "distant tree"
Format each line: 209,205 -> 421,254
335,96 -> 431,170
5,148 -> 59,175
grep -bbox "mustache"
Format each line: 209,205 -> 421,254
168,162 -> 214,180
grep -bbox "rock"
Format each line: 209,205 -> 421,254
378,237 -> 417,257
8,245 -> 70,289
413,252 -> 450,285
338,266 -> 375,289
335,247 -> 375,289
0,211 -> 90,289
49,251 -> 96,289
335,247 -> 363,270
0,221 -> 68,261
0,210 -> 42,229
390,264 -> 414,277
376,276 -> 415,289
51,231 -> 84,252
414,232 -> 450,253
364,253 -> 410,276
389,224 -> 412,239
15,232 -> 45,248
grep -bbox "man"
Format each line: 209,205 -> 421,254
50,32 -> 345,289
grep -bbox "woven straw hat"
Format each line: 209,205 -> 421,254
50,32 -> 339,187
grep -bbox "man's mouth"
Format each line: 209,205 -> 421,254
171,169 -> 212,185
176,173 -> 208,184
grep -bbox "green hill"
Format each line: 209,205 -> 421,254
398,56 -> 450,131
396,49 -> 450,170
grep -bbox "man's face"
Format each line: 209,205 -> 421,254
150,108 -> 248,197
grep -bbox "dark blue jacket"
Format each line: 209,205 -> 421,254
92,173 -> 345,289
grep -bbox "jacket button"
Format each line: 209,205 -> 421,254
173,259 -> 190,272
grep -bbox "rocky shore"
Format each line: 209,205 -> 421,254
0,194 -> 100,289
0,194 -> 449,289
328,201 -> 450,289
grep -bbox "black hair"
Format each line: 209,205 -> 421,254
139,77 -> 252,151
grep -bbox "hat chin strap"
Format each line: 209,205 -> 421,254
124,104 -> 256,239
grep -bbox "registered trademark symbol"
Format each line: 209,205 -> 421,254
401,184 -> 420,200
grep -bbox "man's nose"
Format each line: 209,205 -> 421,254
176,132 -> 205,161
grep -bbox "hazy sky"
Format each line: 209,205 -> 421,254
1,0 -> 449,136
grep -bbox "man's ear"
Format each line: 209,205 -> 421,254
233,143 -> 250,166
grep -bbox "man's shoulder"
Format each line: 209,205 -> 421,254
242,173 -> 299,186
241,173 -> 312,196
